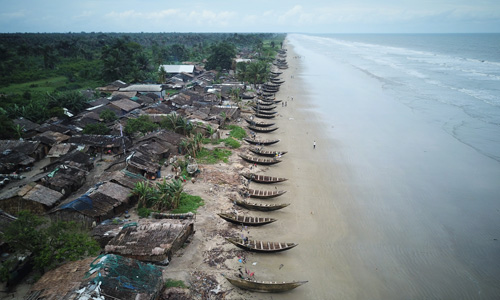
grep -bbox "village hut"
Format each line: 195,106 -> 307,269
108,169 -> 146,189
0,140 -> 45,173
119,84 -> 165,98
73,111 -> 101,128
96,79 -> 129,94
102,219 -> 194,264
42,149 -> 94,173
32,131 -> 71,150
67,134 -> 131,156
108,98 -> 142,116
46,143 -> 76,162
0,182 -> 64,215
25,254 -> 163,300
136,130 -> 184,157
12,117 -> 39,139
38,164 -> 88,197
50,181 -> 132,228
126,148 -> 162,179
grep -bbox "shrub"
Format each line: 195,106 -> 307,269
197,148 -> 231,164
223,137 -> 240,148
227,125 -> 246,139
165,279 -> 187,288
137,207 -> 151,218
171,193 -> 204,214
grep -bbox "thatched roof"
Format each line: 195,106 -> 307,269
0,182 -> 64,207
127,149 -> 160,174
54,182 -> 130,218
104,219 -> 194,263
108,170 -> 146,189
26,254 -> 163,300
13,117 -> 39,132
67,134 -> 131,149
137,129 -> 184,146
109,98 -> 141,112
32,131 -> 70,146
0,140 -> 41,155
46,143 -> 75,159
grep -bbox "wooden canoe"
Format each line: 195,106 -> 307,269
225,237 -> 297,253
243,138 -> 280,146
252,109 -> 277,115
225,277 -> 307,293
249,147 -> 287,157
241,173 -> 288,184
252,104 -> 277,110
254,113 -> 276,119
217,213 -> 276,226
256,100 -> 276,106
234,199 -> 290,211
243,188 -> 286,199
239,153 -> 282,165
270,79 -> 285,84
247,126 -> 278,133
244,119 -> 275,127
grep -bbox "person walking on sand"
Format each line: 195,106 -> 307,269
313,140 -> 316,149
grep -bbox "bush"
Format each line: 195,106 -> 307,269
165,279 -> 187,288
82,123 -> 110,135
223,137 -> 240,148
197,148 -> 231,164
228,125 -> 246,139
137,207 -> 151,218
171,193 -> 204,214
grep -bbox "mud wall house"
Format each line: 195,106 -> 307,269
0,182 -> 64,215
32,131 -> 70,154
126,149 -> 161,179
108,98 -> 142,116
96,79 -> 129,94
38,164 -> 88,197
67,134 -> 132,156
210,105 -> 241,121
12,117 -> 39,139
103,219 -> 195,264
25,254 -> 163,300
0,140 -> 44,174
49,181 -> 132,228
42,148 -> 94,173
136,130 -> 185,157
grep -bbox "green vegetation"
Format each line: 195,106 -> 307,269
137,207 -> 152,218
227,125 -> 246,139
0,211 -> 100,278
197,148 -> 232,164
165,278 -> 188,288
82,123 -> 110,135
205,42 -> 237,71
124,115 -> 159,136
131,179 -> 184,211
223,137 -> 241,148
171,193 -> 204,214
100,109 -> 117,122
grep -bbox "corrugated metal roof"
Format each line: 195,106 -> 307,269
120,84 -> 163,92
159,64 -> 194,74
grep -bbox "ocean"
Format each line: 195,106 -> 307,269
287,33 -> 500,298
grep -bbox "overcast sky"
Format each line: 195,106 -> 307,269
1,0 -> 499,33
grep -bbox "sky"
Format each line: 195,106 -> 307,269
1,0 -> 499,33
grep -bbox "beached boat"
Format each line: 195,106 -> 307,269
256,100 -> 276,106
253,109 -> 277,115
252,105 -> 277,111
233,199 -> 290,211
217,213 -> 276,226
243,188 -> 286,199
247,125 -> 278,133
243,138 -> 280,146
225,237 -> 297,253
254,113 -> 276,119
244,119 -> 275,127
241,173 -> 288,184
270,79 -> 285,84
239,153 -> 282,165
249,147 -> 287,157
225,277 -> 307,293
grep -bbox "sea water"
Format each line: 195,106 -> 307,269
287,34 -> 500,298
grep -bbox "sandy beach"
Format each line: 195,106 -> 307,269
160,40 -> 346,299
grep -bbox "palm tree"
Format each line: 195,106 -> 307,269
131,181 -> 156,208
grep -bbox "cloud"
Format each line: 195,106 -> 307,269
0,10 -> 27,20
